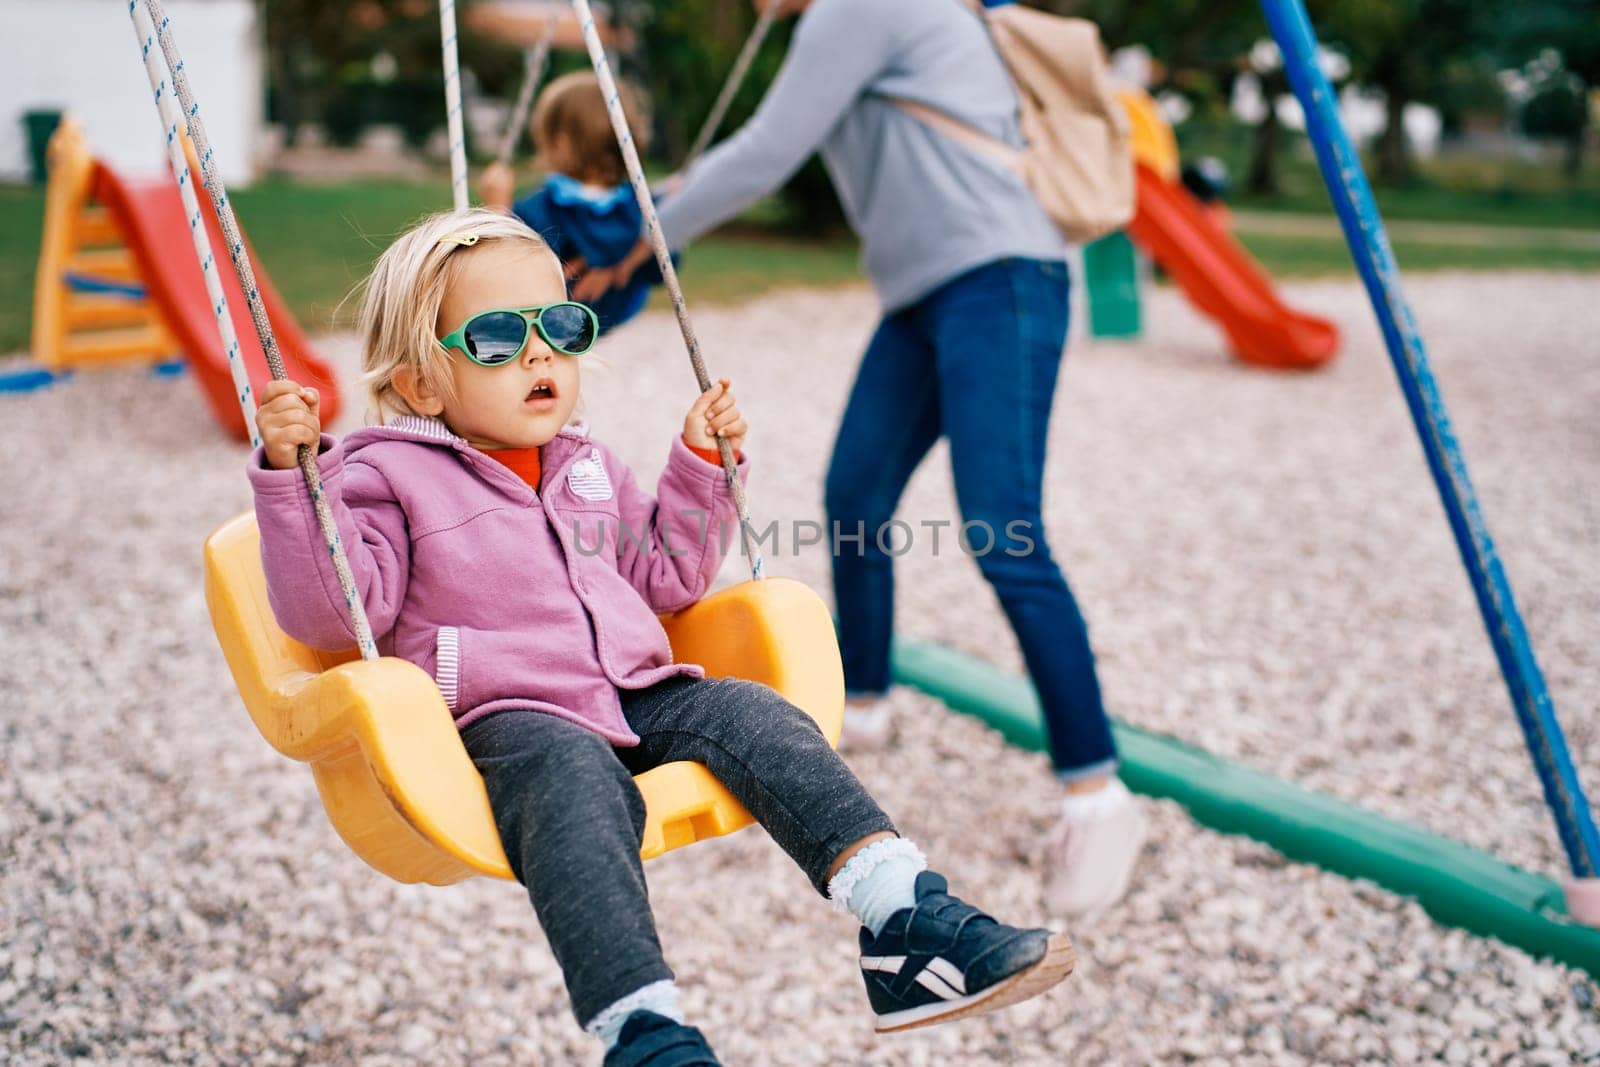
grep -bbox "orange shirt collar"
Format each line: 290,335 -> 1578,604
483,446 -> 542,491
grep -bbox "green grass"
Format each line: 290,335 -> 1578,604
231,179 -> 448,328
1235,231 -> 1600,277
670,229 -> 860,304
1176,118 -> 1600,230
1234,165 -> 1600,231
5,154 -> 1598,355
231,180 -> 863,319
0,178 -> 862,354
0,185 -> 46,353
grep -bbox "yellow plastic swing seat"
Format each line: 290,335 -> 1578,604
203,513 -> 844,886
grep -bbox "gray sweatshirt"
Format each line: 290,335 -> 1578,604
658,0 -> 1066,312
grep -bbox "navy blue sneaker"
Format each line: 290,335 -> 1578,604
858,871 -> 1075,1033
601,1011 -> 720,1066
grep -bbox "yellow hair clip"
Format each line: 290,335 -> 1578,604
437,231 -> 481,248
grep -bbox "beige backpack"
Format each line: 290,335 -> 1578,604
895,1 -> 1134,244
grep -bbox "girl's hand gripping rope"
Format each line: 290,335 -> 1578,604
684,378 -> 747,456
257,379 -> 322,470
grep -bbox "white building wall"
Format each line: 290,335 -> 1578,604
0,0 -> 261,185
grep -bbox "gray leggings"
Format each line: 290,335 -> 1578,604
461,675 -> 896,1026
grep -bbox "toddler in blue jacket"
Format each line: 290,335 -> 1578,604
480,72 -> 664,334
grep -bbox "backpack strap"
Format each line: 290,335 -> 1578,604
887,0 -> 1025,173
889,96 -> 1024,172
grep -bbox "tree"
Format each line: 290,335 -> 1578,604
1239,41 -> 1291,197
261,0 -> 466,147
1069,0 -> 1261,78
1068,0 -> 1302,194
1494,1 -> 1600,177
1522,77 -> 1588,175
625,0 -> 843,232
1319,0 -> 1496,185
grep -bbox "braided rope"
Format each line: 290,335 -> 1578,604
569,0 -> 766,580
128,4 -> 257,452
682,0 -> 785,170
440,0 -> 470,210
497,23 -> 555,168
135,0 -> 379,662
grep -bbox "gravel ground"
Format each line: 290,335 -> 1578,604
2,272 -> 1597,1064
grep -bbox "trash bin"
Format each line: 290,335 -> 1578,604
23,109 -> 64,185
1082,230 -> 1142,339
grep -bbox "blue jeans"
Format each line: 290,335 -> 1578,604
824,257 -> 1117,781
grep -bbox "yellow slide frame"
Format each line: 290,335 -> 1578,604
32,117 -> 174,371
1118,88 -> 1181,182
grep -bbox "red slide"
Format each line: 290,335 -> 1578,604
1126,163 -> 1339,371
92,162 -> 342,441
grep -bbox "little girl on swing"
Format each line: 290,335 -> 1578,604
249,208 -> 1072,1065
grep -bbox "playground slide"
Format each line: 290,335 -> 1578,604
91,163 -> 341,441
1127,163 -> 1339,370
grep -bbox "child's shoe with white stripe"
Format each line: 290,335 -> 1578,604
857,871 -> 1075,1033
601,1011 -> 719,1066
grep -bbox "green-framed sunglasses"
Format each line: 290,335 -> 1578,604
437,302 -> 600,366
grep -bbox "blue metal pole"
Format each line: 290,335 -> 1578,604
1259,0 -> 1599,883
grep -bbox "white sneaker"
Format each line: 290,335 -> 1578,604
1043,779 -> 1147,918
837,700 -> 893,752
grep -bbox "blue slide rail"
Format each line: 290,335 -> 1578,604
1260,0 -> 1599,883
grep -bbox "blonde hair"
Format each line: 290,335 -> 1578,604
356,208 -> 560,421
532,71 -> 650,186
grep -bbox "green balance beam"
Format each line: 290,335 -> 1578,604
891,638 -> 1600,976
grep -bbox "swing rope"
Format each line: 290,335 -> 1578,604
497,20 -> 556,168
130,0 -> 381,662
440,0 -> 470,210
127,3 -> 255,453
570,0 -> 766,580
682,0 -> 785,170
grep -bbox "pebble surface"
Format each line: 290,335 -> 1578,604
2,273 -> 1597,1064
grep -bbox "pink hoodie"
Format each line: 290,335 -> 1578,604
248,416 -> 748,745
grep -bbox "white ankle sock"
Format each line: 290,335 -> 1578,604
1060,777 -> 1132,820
827,837 -> 927,936
585,979 -> 682,1049
845,698 -> 891,722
